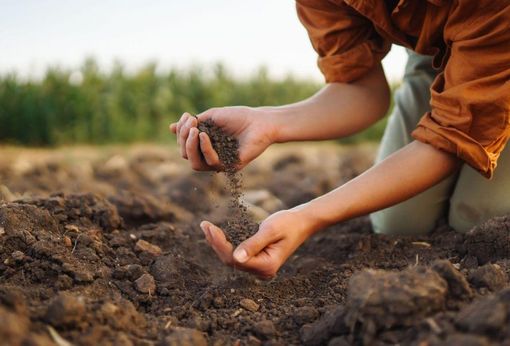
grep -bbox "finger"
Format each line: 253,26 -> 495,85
232,225 -> 281,264
200,222 -> 212,243
186,128 -> 209,171
200,221 -> 234,265
176,113 -> 191,145
198,132 -> 221,168
169,123 -> 177,134
179,117 -> 197,159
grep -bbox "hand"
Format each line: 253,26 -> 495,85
169,106 -> 278,171
199,208 -> 316,279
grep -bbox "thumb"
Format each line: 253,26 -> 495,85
195,108 -> 215,123
233,225 -> 279,264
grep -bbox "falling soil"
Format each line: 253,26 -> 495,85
0,144 -> 509,345
197,119 -> 258,246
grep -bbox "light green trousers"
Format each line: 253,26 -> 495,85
370,51 -> 510,235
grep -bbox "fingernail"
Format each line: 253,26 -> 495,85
208,226 -> 216,241
233,248 -> 249,263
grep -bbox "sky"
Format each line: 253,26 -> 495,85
0,0 -> 407,82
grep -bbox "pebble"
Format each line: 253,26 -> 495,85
63,236 -> 72,247
134,273 -> 156,294
240,298 -> 260,312
135,239 -> 162,256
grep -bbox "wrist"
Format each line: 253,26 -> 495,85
291,202 -> 328,238
255,106 -> 292,144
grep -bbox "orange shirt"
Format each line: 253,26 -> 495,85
296,0 -> 510,178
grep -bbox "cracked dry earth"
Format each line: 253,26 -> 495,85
0,144 -> 508,346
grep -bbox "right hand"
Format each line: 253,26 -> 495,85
169,106 -> 278,171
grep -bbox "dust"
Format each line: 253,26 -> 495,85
197,119 -> 258,246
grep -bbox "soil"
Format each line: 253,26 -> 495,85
197,119 -> 258,246
0,144 -> 509,346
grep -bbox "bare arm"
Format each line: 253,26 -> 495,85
299,141 -> 460,231
266,63 -> 390,142
170,63 -> 390,170
201,140 -> 460,278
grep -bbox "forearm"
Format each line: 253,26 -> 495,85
298,141 -> 460,232
263,64 -> 390,143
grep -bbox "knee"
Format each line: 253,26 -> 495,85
448,198 -> 483,233
370,209 -> 436,236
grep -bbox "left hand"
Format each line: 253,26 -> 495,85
200,208 -> 316,279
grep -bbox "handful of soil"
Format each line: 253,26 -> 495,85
197,119 -> 258,246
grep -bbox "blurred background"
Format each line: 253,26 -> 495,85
0,0 -> 406,146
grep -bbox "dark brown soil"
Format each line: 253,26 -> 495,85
198,119 -> 258,246
0,145 -> 509,346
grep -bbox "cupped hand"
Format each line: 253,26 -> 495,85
169,106 -> 278,171
199,208 -> 316,279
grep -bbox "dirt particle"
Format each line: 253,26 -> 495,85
135,239 -> 162,257
432,260 -> 473,300
160,327 -> 207,346
134,273 -> 156,294
435,334 -> 491,346
251,320 -> 277,340
61,263 -> 94,283
63,236 -> 72,247
198,119 -> 258,246
469,263 -> 508,291
293,306 -> 319,325
11,251 -> 24,262
345,266 -> 448,337
299,306 -> 347,346
240,298 -> 260,312
44,293 -> 86,327
464,216 -> 510,264
455,295 -> 508,334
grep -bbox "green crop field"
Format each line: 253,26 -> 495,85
0,59 -> 395,146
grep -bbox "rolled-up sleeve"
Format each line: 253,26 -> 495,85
296,0 -> 391,83
412,4 -> 510,179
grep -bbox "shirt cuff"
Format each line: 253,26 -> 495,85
412,112 -> 507,179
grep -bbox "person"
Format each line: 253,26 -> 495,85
170,0 -> 510,279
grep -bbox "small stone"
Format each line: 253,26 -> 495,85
0,226 -> 5,236
63,236 -> 72,247
161,327 -> 207,346
240,298 -> 260,312
135,239 -> 162,256
251,320 -> 276,340
135,273 -> 156,294
44,293 -> 86,327
11,251 -> 25,261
